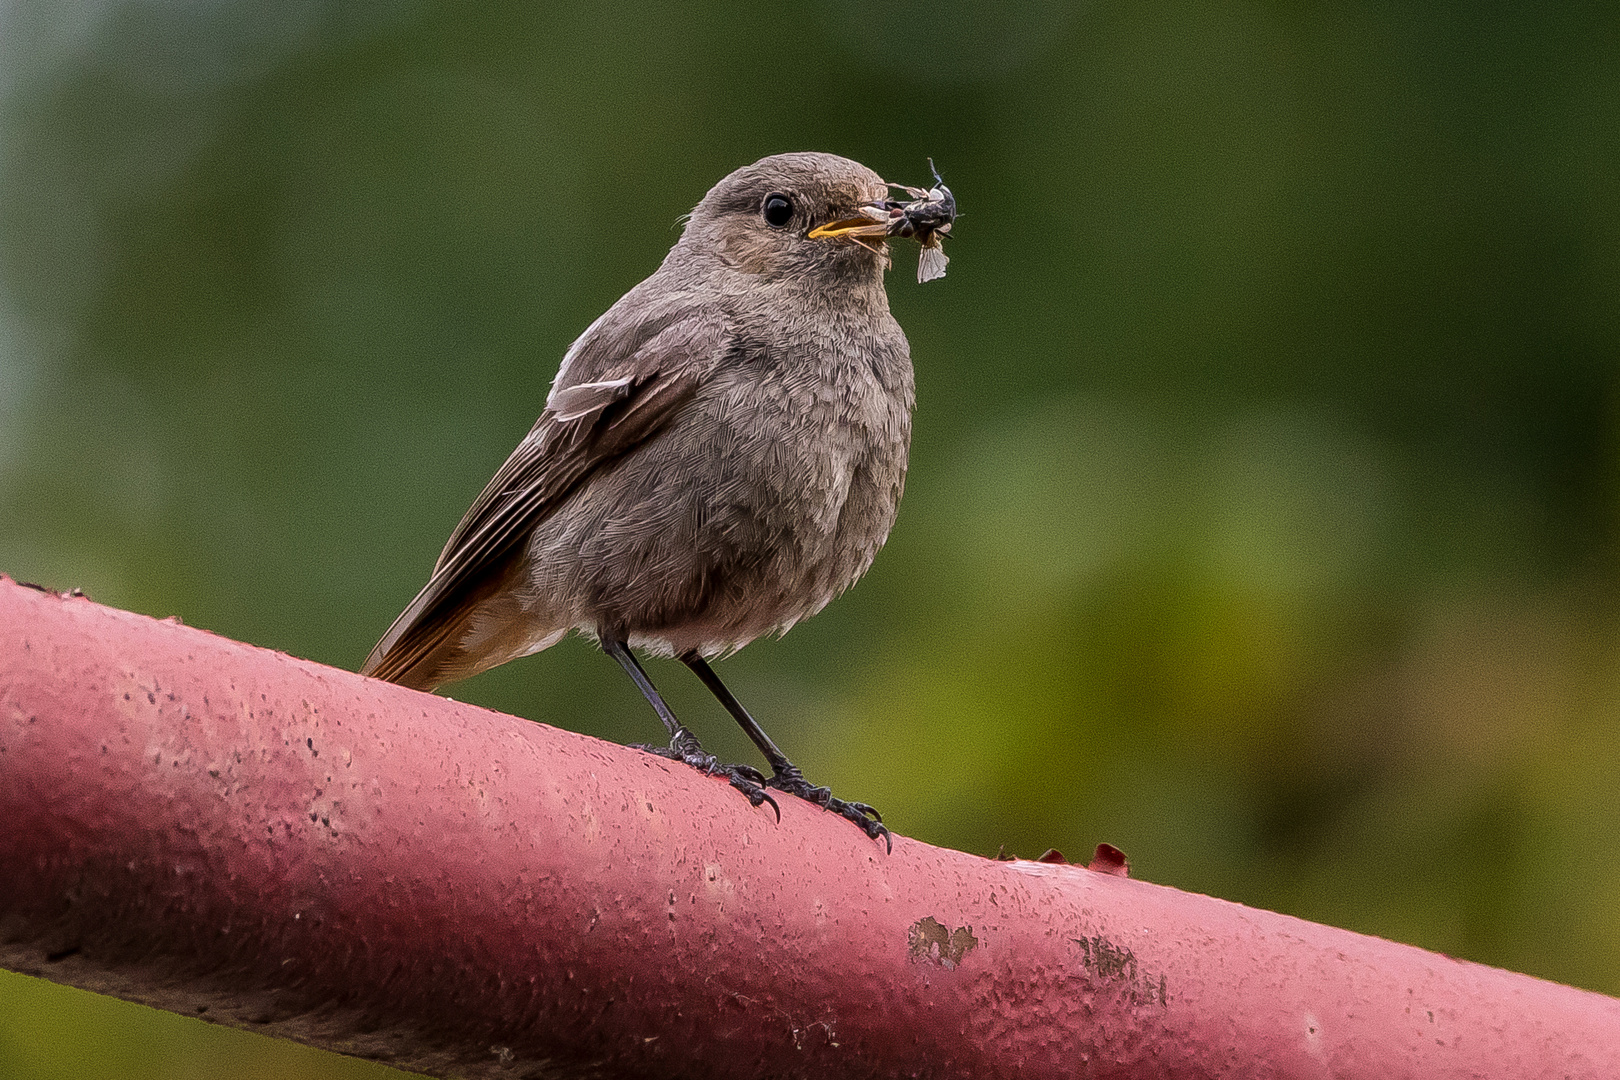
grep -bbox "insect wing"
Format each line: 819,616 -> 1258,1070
917,243 -> 949,283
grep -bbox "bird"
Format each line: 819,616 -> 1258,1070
361,152 -> 953,848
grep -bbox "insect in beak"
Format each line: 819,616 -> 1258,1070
880,160 -> 956,282
809,161 -> 958,280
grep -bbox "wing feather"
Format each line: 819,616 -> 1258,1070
361,309 -> 723,685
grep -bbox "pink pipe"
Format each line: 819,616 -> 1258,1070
2,575 -> 1617,1079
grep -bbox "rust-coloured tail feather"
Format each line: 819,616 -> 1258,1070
360,548 -> 531,692
359,609 -> 471,691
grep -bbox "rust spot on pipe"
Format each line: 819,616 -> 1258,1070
908,916 -> 978,970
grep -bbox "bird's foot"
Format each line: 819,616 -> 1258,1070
767,766 -> 891,852
634,728 -> 780,821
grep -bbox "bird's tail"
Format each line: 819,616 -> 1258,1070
361,555 -> 559,691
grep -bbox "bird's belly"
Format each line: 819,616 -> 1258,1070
525,386 -> 907,657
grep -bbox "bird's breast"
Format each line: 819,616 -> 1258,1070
699,319 -> 914,612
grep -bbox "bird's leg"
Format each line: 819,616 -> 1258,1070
680,652 -> 890,851
600,636 -> 777,819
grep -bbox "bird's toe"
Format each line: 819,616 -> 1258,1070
633,736 -> 778,820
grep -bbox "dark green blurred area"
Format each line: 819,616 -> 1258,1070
3,0 -> 1619,1075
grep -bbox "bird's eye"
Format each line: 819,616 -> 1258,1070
762,194 -> 794,228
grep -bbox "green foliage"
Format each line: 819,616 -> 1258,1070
3,0 -> 1619,1075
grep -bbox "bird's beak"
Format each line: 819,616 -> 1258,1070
808,204 -> 892,248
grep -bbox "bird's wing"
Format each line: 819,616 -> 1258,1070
361,307 -> 724,685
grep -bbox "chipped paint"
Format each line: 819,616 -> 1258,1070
1074,934 -> 1168,1007
908,915 -> 978,969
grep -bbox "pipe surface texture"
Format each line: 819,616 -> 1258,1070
2,576 -> 1618,1079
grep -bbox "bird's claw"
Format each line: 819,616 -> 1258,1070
767,769 -> 891,852
633,731 -> 778,821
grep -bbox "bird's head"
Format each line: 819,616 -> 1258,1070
679,152 -> 901,286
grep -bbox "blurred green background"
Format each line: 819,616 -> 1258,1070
3,0 -> 1619,1075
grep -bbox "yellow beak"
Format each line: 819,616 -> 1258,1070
807,218 -> 891,241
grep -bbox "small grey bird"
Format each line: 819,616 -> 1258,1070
361,152 -> 954,848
